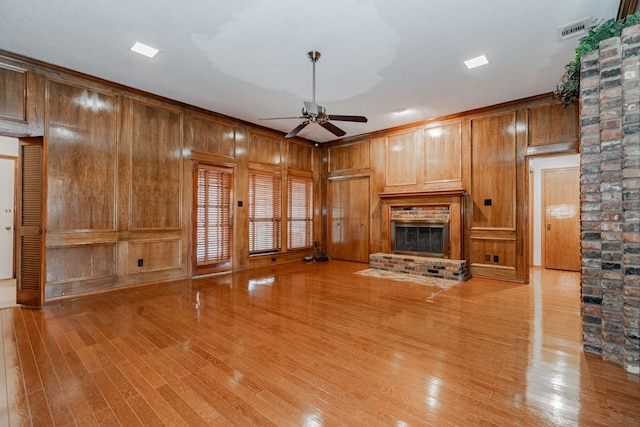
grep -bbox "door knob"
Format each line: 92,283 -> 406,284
546,223 -> 552,230
4,226 -> 10,230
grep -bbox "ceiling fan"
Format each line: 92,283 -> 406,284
261,51 -> 368,139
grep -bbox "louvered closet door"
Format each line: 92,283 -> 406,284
192,163 -> 233,275
17,139 -> 44,306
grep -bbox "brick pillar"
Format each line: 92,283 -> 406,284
621,25 -> 640,374
580,48 -> 603,356
580,24 -> 640,375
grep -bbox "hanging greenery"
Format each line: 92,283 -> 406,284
555,12 -> 640,108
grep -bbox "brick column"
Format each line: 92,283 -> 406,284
621,25 -> 640,374
580,48 -> 603,356
580,24 -> 640,375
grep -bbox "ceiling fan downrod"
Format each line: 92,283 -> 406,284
308,51 -> 320,105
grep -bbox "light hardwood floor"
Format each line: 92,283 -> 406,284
1,261 -> 638,426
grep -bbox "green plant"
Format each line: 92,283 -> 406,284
555,12 -> 640,107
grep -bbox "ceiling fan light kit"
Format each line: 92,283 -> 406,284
263,51 -> 368,140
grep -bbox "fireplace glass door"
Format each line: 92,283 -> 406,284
391,221 -> 449,258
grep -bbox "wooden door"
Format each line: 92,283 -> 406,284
329,177 -> 369,263
192,163 -> 233,276
542,167 -> 580,271
16,138 -> 44,306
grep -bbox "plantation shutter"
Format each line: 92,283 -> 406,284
288,176 -> 313,249
193,164 -> 232,275
249,172 -> 281,254
17,139 -> 44,306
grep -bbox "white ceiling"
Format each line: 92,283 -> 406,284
0,0 -> 619,142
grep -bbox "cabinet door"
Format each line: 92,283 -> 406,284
329,177 -> 369,262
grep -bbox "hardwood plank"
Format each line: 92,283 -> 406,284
126,395 -> 165,427
91,370 -> 143,426
115,360 -> 187,426
2,261 -> 640,426
62,350 -> 109,414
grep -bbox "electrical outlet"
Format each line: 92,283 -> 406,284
493,255 -> 499,263
485,254 -> 490,262
137,259 -> 143,267
271,257 -> 276,262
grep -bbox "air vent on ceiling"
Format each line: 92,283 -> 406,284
557,17 -> 592,42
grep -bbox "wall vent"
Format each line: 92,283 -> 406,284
557,17 -> 592,42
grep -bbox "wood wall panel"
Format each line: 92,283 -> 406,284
47,79 -> 118,231
249,130 -> 281,165
130,100 -> 182,230
528,102 -> 578,147
0,64 -> 26,122
385,132 -> 418,187
328,141 -> 370,172
46,244 -> 116,283
128,239 -> 181,273
191,115 -> 236,158
469,237 -> 516,269
471,112 -> 516,230
287,140 -> 313,171
1,50 -> 583,293
424,122 -> 462,185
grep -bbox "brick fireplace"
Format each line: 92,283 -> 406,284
390,206 -> 450,258
371,190 -> 469,281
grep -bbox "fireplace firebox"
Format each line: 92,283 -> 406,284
391,220 -> 449,258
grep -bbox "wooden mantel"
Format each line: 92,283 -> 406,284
378,189 -> 468,199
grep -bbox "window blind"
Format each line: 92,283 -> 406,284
249,171 -> 281,254
288,176 -> 313,249
196,165 -> 232,266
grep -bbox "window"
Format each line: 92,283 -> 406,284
249,171 -> 281,254
288,176 -> 313,249
194,164 -> 232,273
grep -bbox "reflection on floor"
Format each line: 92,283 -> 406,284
1,262 -> 638,425
0,278 -> 16,309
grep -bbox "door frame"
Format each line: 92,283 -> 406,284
191,161 -> 234,276
527,154 -> 580,269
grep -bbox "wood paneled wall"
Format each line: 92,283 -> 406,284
0,50 -> 578,292
0,52 -> 320,300
323,97 -> 578,282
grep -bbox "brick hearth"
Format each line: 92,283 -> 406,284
369,253 -> 469,282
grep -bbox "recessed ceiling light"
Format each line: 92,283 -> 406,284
130,42 -> 159,58
464,55 -> 489,69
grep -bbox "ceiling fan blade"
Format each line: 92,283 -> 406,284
259,116 -> 304,120
328,114 -> 368,123
320,121 -> 346,137
285,121 -> 309,138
